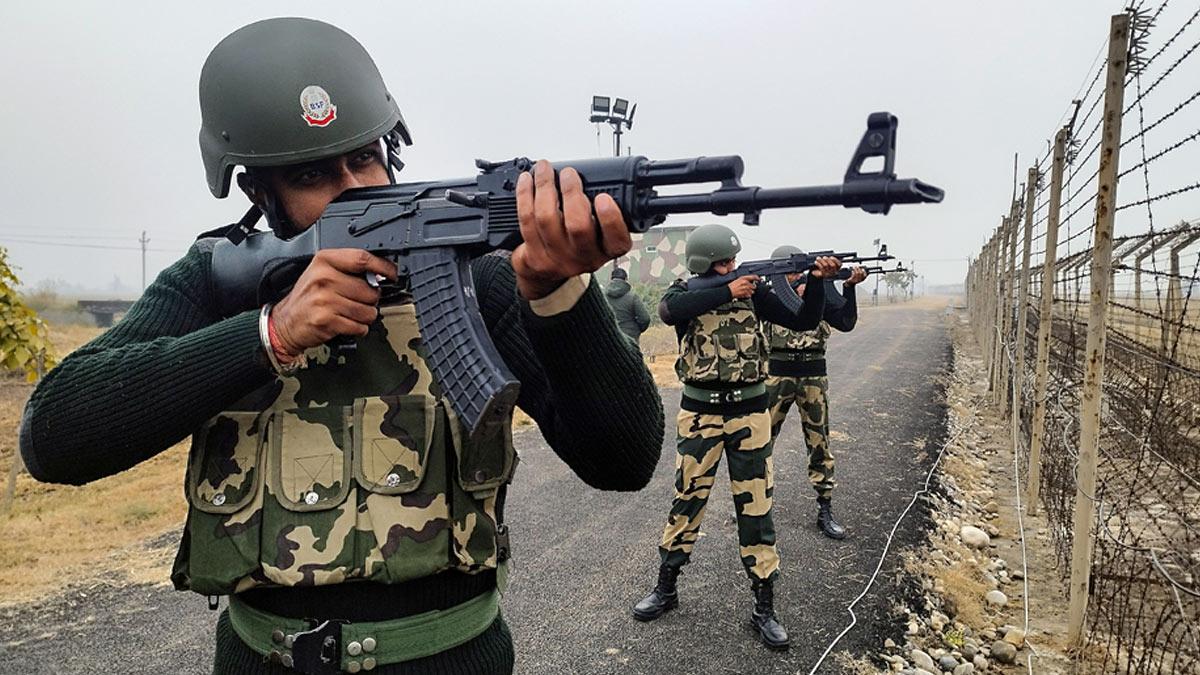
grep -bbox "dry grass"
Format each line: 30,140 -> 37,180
0,323 -> 192,604
0,444 -> 188,604
831,650 -> 882,674
929,562 -> 990,628
46,323 -> 106,357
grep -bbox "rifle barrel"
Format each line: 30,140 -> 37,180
642,178 -> 943,216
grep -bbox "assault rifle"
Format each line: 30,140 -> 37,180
688,250 -> 895,312
211,112 -> 942,441
830,262 -> 908,281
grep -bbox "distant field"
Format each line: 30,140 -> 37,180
1049,295 -> 1200,368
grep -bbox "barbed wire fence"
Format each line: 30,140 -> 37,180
966,3 -> 1199,673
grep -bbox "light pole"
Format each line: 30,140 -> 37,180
872,238 -> 884,306
589,95 -> 636,156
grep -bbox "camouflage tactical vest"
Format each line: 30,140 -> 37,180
675,295 -> 768,384
765,320 -> 831,354
171,302 -> 516,596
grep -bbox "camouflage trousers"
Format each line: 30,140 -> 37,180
659,408 -> 779,581
767,375 -> 835,498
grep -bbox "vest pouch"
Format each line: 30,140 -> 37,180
175,411 -> 268,595
444,403 -> 517,494
352,394 -> 436,494
271,406 -> 353,511
444,403 -> 516,572
352,397 -> 454,584
679,332 -> 721,382
260,405 -> 358,588
717,332 -> 766,381
188,411 -> 268,514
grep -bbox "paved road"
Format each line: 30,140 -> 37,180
0,301 -> 950,675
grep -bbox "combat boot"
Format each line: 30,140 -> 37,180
632,564 -> 681,621
750,577 -> 789,650
817,496 -> 846,540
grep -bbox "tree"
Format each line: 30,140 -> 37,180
0,247 -> 56,381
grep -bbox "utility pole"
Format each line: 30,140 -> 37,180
139,230 -> 149,291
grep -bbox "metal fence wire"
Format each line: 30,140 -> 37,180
966,3 -> 1200,672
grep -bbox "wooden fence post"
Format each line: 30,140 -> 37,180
1014,168 -> 1037,438
1068,12 -> 1130,648
992,219 -> 1006,403
1028,128 -> 1068,514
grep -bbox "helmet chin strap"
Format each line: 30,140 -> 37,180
233,171 -> 297,241
383,129 -> 407,183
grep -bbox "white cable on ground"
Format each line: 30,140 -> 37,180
1004,334 -> 1038,675
805,361 -> 973,675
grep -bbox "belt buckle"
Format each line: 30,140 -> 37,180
291,619 -> 345,675
722,389 -> 742,404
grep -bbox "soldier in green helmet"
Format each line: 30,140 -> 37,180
19,18 -> 664,675
631,223 -> 841,650
762,245 -> 866,540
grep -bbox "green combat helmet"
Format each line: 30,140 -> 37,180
685,224 -> 742,274
199,18 -> 412,231
771,244 -> 803,258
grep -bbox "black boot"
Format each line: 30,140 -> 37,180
817,496 -> 846,540
632,564 -> 681,621
750,578 -> 789,650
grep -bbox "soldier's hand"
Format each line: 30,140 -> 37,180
728,275 -> 760,299
844,266 -> 868,286
808,256 -> 842,279
271,249 -> 398,356
512,160 -> 633,300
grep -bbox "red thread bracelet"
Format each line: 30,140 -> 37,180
267,312 -> 297,365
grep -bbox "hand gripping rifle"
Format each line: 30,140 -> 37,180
211,112 -> 942,442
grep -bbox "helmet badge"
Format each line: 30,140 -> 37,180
730,235 -> 739,246
299,85 -> 337,127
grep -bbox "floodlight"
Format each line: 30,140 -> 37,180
613,98 -> 629,117
592,95 -> 611,115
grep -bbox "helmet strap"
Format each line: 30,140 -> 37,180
383,129 -> 406,183
237,171 -> 298,239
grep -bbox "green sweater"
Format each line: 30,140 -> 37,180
20,240 -> 664,674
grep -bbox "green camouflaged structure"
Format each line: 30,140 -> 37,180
604,226 -> 696,285
172,302 -> 515,596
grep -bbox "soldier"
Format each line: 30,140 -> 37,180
19,18 -> 663,675
763,245 -> 866,540
631,224 -> 841,650
605,267 -> 651,345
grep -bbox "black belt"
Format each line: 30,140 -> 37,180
769,349 -> 825,361
768,358 -> 827,377
238,569 -> 496,622
680,382 -> 769,415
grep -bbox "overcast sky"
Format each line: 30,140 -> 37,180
3,0 -> 1193,294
